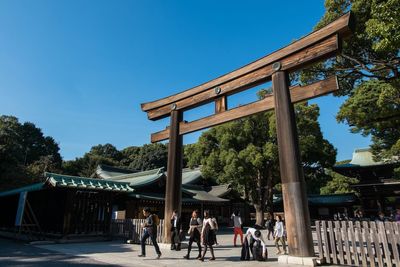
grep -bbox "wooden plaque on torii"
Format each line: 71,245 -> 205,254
140,12 -> 353,257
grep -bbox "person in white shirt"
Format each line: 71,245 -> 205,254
199,210 -> 216,261
245,226 -> 267,260
274,215 -> 286,254
231,210 -> 243,246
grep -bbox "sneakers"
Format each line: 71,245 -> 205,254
183,254 -> 189,259
210,257 -> 216,261
156,253 -> 162,259
138,254 -> 146,257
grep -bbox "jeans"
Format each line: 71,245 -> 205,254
141,229 -> 161,255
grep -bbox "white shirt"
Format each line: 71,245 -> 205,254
231,214 -> 242,228
201,218 -> 215,235
245,228 -> 266,252
173,216 -> 177,228
274,221 -> 284,237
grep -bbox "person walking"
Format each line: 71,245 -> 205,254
183,210 -> 202,259
231,210 -> 243,246
199,210 -> 216,261
211,215 -> 219,245
265,212 -> 275,240
274,215 -> 286,255
138,207 -> 162,259
170,209 -> 182,251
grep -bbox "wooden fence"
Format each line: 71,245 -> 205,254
110,219 -> 164,244
315,220 -> 400,266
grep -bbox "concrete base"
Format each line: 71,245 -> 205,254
278,255 -> 318,266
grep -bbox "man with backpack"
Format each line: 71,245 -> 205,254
138,207 -> 162,259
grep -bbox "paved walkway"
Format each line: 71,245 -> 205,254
33,229 -> 308,267
0,228 -> 330,266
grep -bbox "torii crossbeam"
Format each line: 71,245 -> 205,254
141,13 -> 353,258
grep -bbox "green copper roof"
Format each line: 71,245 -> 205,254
100,167 -> 165,188
0,182 -> 45,197
273,193 -> 358,206
44,172 -> 134,192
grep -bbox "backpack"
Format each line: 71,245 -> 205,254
152,214 -> 160,226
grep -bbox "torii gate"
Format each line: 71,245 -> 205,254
141,13 -> 353,258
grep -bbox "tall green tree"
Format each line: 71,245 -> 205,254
0,115 -> 62,190
301,0 -> 400,170
128,143 -> 168,171
62,143 -> 120,177
186,103 -> 336,225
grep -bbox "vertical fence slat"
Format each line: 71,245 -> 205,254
335,220 -> 344,264
386,222 -> 400,266
349,221 -> 360,266
355,221 -> 367,267
363,221 -> 376,267
391,222 -> 400,266
315,221 -> 324,260
328,221 -> 338,264
342,221 -> 352,265
322,220 -> 331,264
378,222 -> 392,267
370,221 -> 384,267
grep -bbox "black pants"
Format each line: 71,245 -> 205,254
141,230 -> 161,255
171,229 -> 181,249
187,232 -> 201,257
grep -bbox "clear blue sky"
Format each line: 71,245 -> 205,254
0,0 -> 370,161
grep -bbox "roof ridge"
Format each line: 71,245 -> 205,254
104,167 -> 165,180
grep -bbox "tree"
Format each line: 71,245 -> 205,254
62,144 -> 121,177
128,143 -> 168,171
301,0 -> 400,167
320,169 -> 359,195
0,115 -> 62,190
186,102 -> 336,225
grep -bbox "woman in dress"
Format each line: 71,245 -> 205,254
199,210 -> 216,261
274,215 -> 287,254
183,210 -> 202,259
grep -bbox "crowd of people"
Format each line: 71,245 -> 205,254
136,207 -> 400,261
137,208 -> 288,261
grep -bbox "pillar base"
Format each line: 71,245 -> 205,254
278,255 -> 318,266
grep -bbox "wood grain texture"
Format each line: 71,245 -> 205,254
151,76 -> 338,142
146,34 -> 339,120
215,96 -> 227,114
141,12 -> 353,112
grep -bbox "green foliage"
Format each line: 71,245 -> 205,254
62,143 -> 168,177
185,103 -> 337,224
301,0 -> 400,162
320,169 -> 359,195
0,115 -> 62,190
127,143 -> 168,171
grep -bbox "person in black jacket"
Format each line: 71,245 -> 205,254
170,209 -> 182,251
183,210 -> 202,259
138,207 -> 162,259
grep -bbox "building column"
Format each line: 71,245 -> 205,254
272,69 -> 314,257
164,110 -> 183,243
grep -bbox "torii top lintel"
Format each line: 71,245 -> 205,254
141,12 -> 354,142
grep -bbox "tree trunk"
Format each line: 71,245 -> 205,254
255,170 -> 266,226
254,204 -> 264,226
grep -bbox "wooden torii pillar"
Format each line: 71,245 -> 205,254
141,13 -> 353,254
